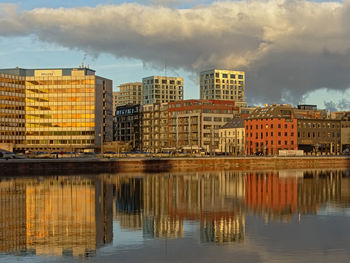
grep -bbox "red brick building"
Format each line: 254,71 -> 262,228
245,105 -> 297,155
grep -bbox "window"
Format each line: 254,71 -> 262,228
284,124 -> 287,128
278,132 -> 281,136
285,141 -> 287,145
284,132 -> 287,136
271,124 -> 274,128
222,74 -> 228,78
278,140 -> 281,145
278,124 -> 281,128
230,74 -> 235,78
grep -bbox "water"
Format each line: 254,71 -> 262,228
1,169 -> 350,263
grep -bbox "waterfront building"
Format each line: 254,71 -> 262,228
142,102 -> 169,152
331,111 -> 350,153
341,112 -> 350,153
168,100 -> 239,154
142,76 -> 183,105
0,67 -> 113,152
218,116 -> 245,155
245,104 -> 298,155
245,104 -> 342,155
112,91 -> 119,116
114,104 -> 142,150
296,116 -> 341,154
0,73 -> 26,150
114,82 -> 142,107
200,69 -> 246,107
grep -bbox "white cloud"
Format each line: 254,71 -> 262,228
1,1 -> 350,104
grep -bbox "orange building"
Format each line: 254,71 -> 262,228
245,104 -> 297,155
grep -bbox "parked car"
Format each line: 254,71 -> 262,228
0,151 -> 17,159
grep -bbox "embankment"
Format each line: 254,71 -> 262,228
0,156 -> 349,176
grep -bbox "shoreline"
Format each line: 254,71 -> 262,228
0,156 -> 349,176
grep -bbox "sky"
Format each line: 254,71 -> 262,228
0,0 -> 350,110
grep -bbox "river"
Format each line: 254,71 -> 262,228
1,169 -> 350,262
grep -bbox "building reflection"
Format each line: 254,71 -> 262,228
114,171 -> 246,243
298,170 -> 342,214
113,169 -> 350,244
0,177 -> 113,257
114,177 -> 143,231
0,181 -> 26,253
1,169 -> 349,255
245,172 -> 298,222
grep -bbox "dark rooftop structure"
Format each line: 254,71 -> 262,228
220,116 -> 245,129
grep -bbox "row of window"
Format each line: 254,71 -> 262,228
247,131 -> 295,139
202,73 -> 244,79
26,105 -> 95,111
26,139 -> 95,145
25,130 -> 94,136
26,79 -> 95,86
26,122 -> 95,128
26,113 -> 95,119
27,88 -> 95,94
144,79 -> 182,85
248,140 -> 295,146
246,123 -> 294,130
26,97 -> 95,103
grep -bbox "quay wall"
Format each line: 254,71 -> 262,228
0,157 -> 349,176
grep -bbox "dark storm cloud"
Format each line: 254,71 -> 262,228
1,1 -> 350,104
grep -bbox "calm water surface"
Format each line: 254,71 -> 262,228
1,169 -> 350,263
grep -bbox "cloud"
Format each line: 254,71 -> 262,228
1,1 -> 350,105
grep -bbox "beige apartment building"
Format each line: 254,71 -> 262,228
168,100 -> 240,154
142,102 -> 169,152
0,67 -> 113,152
200,69 -> 246,107
218,117 -> 245,155
114,82 -> 142,108
142,76 -> 184,105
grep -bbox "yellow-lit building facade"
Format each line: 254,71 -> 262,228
0,73 -> 26,148
0,68 -> 113,151
200,69 -> 247,107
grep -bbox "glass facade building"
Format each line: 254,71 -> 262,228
0,73 -> 26,146
0,68 -> 113,151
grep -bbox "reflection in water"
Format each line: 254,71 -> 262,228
0,177 -> 113,257
0,169 -> 350,259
